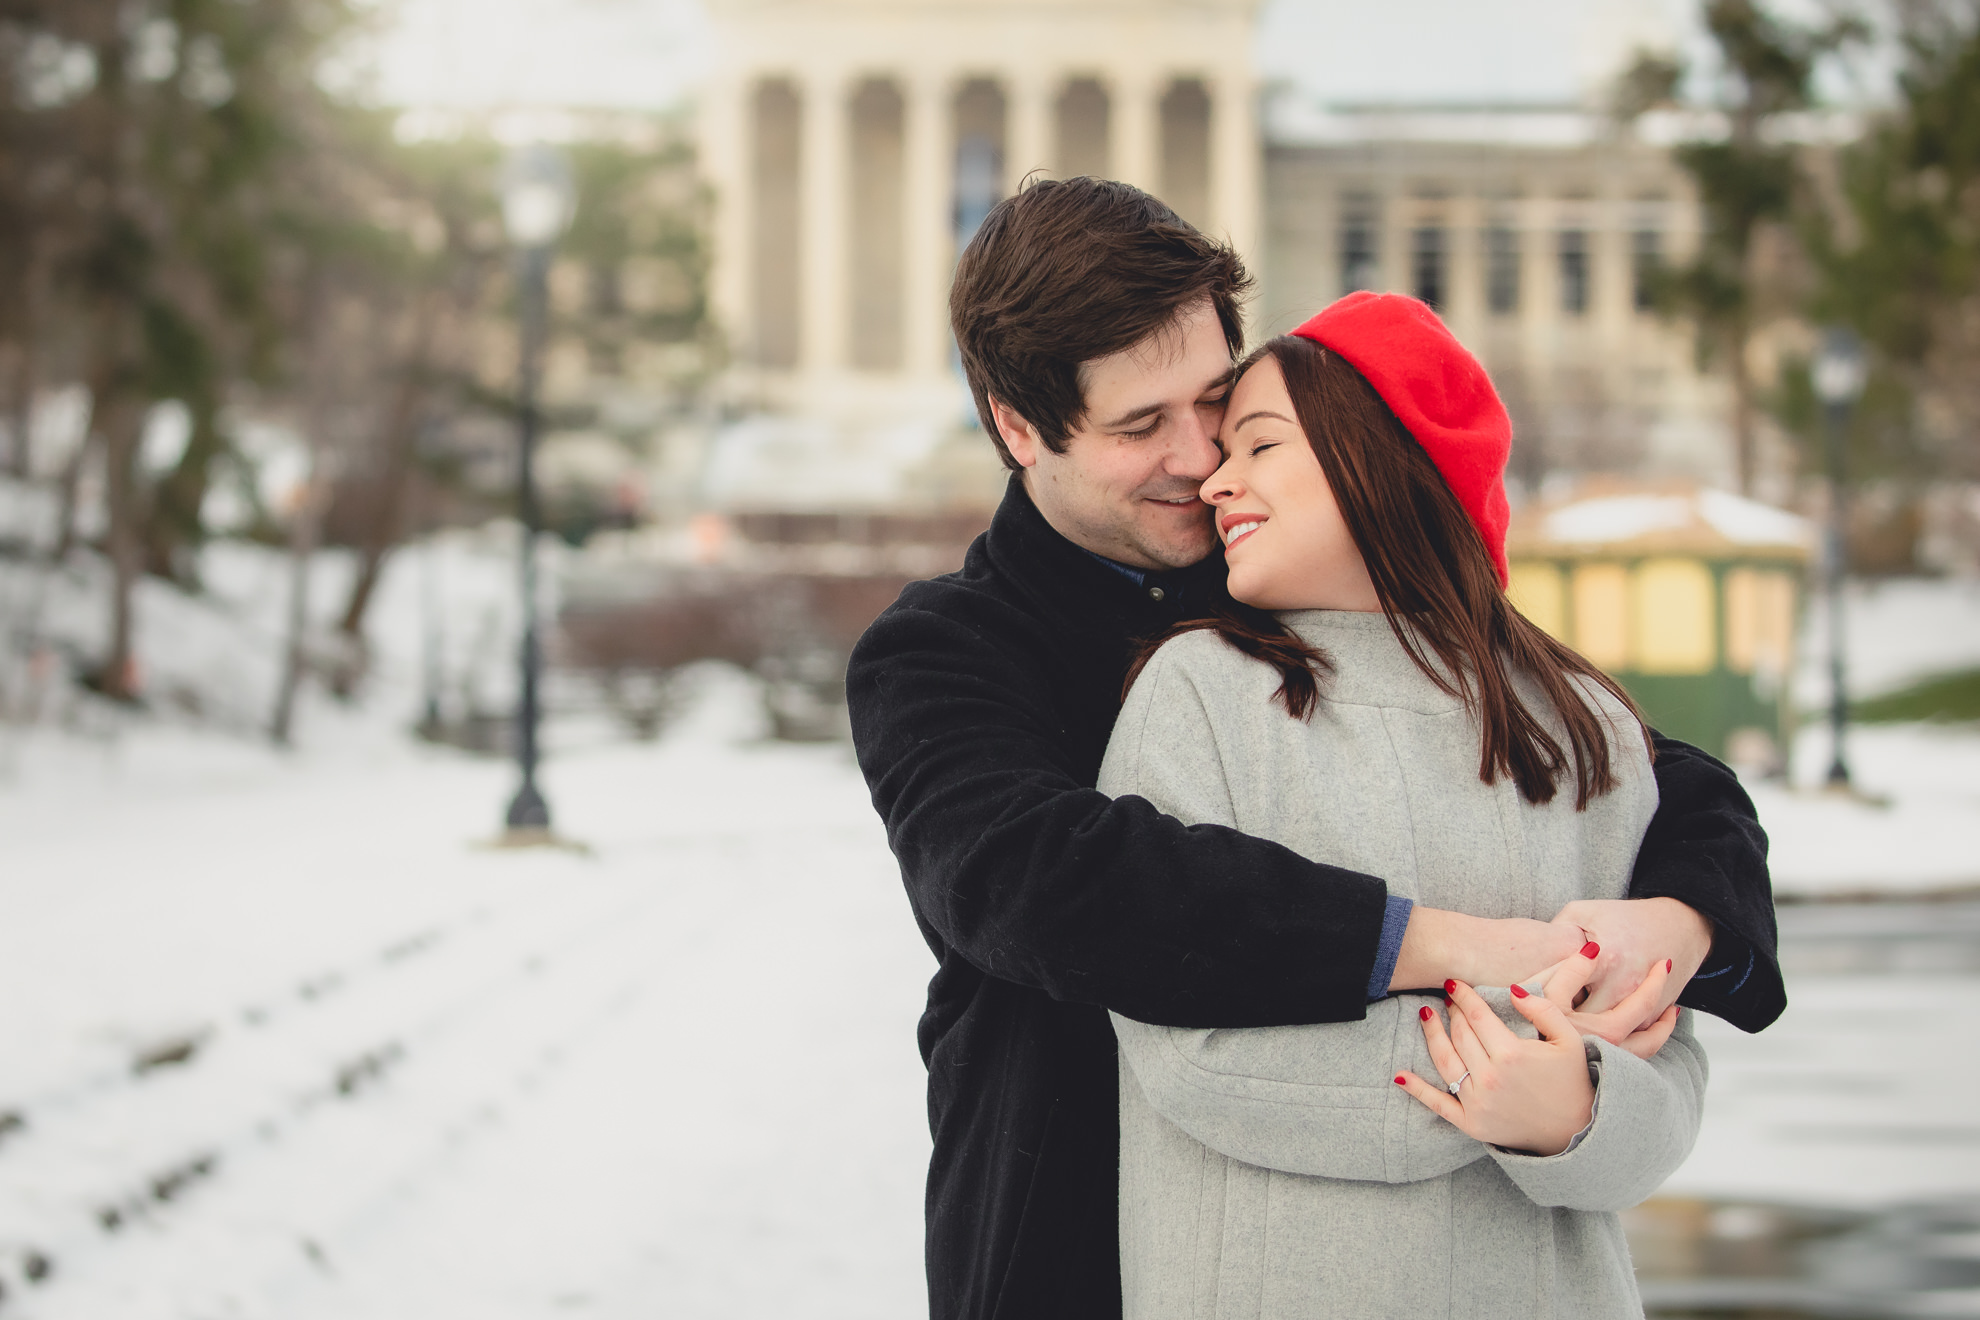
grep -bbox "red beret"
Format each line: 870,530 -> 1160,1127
1290,291 -> 1512,587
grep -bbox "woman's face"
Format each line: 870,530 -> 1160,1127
1202,356 -> 1380,612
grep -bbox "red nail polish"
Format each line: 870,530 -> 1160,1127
1665,958 -> 1673,973
1444,995 -> 1454,1006
1419,1005 -> 1433,1020
1580,941 -> 1600,960
1443,979 -> 1458,995
1510,983 -> 1529,999
1394,1075 -> 1407,1086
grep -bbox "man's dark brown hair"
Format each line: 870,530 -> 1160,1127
950,177 -> 1252,471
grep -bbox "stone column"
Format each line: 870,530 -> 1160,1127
701,75 -> 750,373
1110,71 -> 1158,192
903,72 -> 954,378
1445,190 -> 1485,343
1006,71 -> 1052,189
1208,69 -> 1259,271
800,69 -> 850,376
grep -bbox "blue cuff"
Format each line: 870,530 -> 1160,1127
1367,895 -> 1414,1001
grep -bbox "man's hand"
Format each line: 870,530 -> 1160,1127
1547,897 -> 1713,1018
1389,908 -> 1583,994
1534,940 -> 1681,1058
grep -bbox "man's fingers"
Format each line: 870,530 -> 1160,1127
1393,1070 -> 1467,1128
1607,957 -> 1672,1035
1617,1005 -> 1679,1060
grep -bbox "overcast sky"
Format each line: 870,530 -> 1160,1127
363,0 -> 1882,113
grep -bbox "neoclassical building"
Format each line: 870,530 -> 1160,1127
682,0 -> 1734,512
698,0 -> 1259,414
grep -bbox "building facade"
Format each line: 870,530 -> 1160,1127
677,1 -> 1736,513
1259,102 -> 1732,492
698,0 -> 1260,424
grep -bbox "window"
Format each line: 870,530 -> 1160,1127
1340,199 -> 1379,293
1485,226 -> 1519,315
1559,229 -> 1589,315
1411,227 -> 1446,309
1632,229 -> 1662,312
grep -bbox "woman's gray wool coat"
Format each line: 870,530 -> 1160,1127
1100,611 -> 1708,1320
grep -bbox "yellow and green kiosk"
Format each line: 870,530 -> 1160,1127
1504,483 -> 1812,767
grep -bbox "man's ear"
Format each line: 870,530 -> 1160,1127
988,397 -> 1046,469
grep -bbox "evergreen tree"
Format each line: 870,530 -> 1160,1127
1618,0 -> 1865,495
1803,0 -> 1980,487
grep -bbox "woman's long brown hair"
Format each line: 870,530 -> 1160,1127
1127,335 -> 1652,809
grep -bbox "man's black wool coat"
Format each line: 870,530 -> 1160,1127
846,476 -> 1785,1320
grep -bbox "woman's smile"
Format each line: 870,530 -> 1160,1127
1219,512 -> 1267,549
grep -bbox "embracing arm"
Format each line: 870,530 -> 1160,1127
1489,1015 -> 1709,1212
1395,982 -> 1708,1212
847,599 -> 1388,1027
1621,733 -> 1786,1032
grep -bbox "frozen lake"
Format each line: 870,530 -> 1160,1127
0,695 -> 1976,1317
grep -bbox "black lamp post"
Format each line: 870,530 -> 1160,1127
1811,327 -> 1866,790
499,144 -> 575,840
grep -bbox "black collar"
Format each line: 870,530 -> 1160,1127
979,476 -> 1231,632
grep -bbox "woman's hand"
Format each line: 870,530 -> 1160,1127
1393,979 -> 1594,1156
1536,940 -> 1680,1060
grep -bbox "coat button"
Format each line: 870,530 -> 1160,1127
1147,586 -> 1166,602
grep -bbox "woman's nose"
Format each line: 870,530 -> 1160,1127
1200,462 -> 1241,506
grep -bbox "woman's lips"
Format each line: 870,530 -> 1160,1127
1221,516 -> 1265,549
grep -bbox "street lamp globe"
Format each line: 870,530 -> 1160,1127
500,144 -> 576,249
1812,328 -> 1866,408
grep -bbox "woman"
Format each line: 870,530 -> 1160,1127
1100,292 -> 1706,1318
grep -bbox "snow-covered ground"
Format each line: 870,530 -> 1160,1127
0,681 -> 931,1319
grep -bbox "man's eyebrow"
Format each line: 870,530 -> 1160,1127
1232,409 -> 1297,432
1096,402 -> 1165,430
1096,371 -> 1237,431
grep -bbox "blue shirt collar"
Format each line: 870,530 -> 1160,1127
1079,547 -> 1150,587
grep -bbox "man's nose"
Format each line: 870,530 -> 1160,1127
1169,410 -> 1224,482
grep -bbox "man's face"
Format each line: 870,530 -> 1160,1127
990,300 -> 1232,571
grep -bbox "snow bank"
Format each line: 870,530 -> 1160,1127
0,708 -> 928,1318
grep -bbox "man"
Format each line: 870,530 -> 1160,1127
846,178 -> 1782,1320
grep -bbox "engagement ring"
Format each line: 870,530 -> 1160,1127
1448,1071 -> 1470,1097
